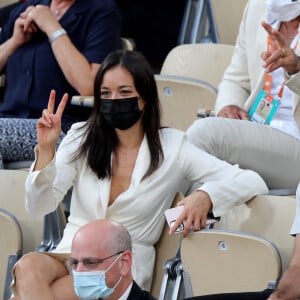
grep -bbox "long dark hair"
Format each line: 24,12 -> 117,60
76,50 -> 164,179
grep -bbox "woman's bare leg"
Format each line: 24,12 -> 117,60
51,274 -> 79,300
13,252 -> 78,300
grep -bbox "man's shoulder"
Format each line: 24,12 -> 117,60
127,281 -> 157,300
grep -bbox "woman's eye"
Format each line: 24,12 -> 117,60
120,90 -> 131,95
100,91 -> 110,97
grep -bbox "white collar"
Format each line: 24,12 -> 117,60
118,282 -> 133,300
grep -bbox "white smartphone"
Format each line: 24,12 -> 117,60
164,206 -> 220,233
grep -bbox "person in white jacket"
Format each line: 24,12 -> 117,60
11,50 -> 267,300
187,0 -> 300,191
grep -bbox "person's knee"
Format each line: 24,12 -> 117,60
186,117 -> 221,151
14,252 -> 41,279
14,252 -> 67,284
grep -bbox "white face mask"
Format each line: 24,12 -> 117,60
266,0 -> 300,22
73,254 -> 123,300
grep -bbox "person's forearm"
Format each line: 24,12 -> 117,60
49,29 -> 99,95
270,265 -> 300,299
34,145 -> 55,171
0,38 -> 19,72
269,235 -> 300,299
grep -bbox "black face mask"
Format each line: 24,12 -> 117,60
100,97 -> 142,130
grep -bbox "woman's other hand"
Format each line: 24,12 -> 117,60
168,190 -> 213,237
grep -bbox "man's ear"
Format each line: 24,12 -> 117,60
119,251 -> 132,276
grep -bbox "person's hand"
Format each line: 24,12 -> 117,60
37,90 -> 68,151
11,5 -> 38,47
22,5 -> 61,36
267,292 -> 283,300
217,105 -> 249,120
261,21 -> 300,75
267,288 -> 299,300
168,190 -> 212,237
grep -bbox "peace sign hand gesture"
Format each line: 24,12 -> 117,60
261,21 -> 300,75
35,90 -> 68,170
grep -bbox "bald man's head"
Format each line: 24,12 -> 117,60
71,219 -> 132,255
70,220 -> 134,299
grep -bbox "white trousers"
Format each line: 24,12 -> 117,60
186,117 -> 300,190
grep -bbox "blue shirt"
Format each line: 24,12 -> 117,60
0,0 -> 121,132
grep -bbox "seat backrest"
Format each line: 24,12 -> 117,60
150,192 -> 183,298
160,43 -> 235,89
0,170 -> 44,254
215,195 -> 296,273
155,74 -> 217,131
210,0 -> 248,45
0,208 -> 22,300
181,229 -> 282,296
0,0 -> 18,8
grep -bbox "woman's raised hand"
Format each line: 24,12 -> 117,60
37,90 -> 68,150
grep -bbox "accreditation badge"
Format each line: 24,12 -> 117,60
249,89 -> 280,125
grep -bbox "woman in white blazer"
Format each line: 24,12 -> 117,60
12,50 -> 267,300
187,0 -> 300,191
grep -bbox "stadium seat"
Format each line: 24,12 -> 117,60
180,229 -> 281,296
155,74 -> 217,131
0,0 -> 18,9
0,208 -> 22,300
215,195 -> 296,273
178,0 -> 247,45
0,170 -> 44,253
0,169 -> 67,299
151,192 -> 183,298
210,0 -> 248,45
160,43 -> 234,91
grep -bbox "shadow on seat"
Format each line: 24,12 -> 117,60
3,160 -> 33,170
36,203 -> 67,252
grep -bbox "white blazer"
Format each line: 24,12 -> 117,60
25,123 -> 267,290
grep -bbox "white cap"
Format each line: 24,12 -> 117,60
266,0 -> 300,22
